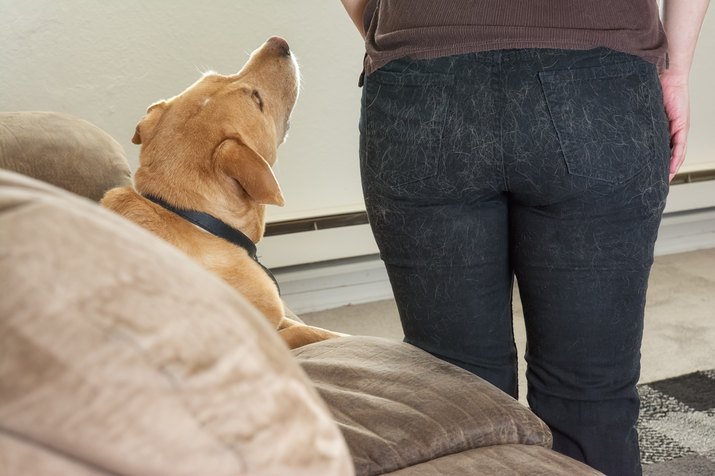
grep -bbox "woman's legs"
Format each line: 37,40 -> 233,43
360,48 -> 670,475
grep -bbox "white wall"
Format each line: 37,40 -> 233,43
684,3 -> 715,172
0,0 -> 367,222
1,0 -> 713,226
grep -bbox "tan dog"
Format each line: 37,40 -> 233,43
102,37 -> 343,349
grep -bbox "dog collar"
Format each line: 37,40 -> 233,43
143,194 -> 280,293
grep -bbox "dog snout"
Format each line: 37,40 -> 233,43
266,36 -> 291,57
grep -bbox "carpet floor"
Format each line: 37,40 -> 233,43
639,369 -> 715,475
301,247 -> 715,397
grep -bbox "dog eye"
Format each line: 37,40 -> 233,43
251,90 -> 264,111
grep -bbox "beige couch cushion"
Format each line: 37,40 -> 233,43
0,433 -> 110,476
0,111 -> 132,201
383,444 -> 603,475
0,170 -> 353,476
294,337 -> 553,476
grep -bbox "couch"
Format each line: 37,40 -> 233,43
0,111 -> 602,475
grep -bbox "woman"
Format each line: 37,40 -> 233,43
340,1 -> 709,474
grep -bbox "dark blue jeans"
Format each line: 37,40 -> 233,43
360,48 -> 670,475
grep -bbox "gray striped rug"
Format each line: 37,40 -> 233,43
638,369 -> 715,475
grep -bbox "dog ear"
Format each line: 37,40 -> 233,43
214,138 -> 285,206
132,101 -> 167,145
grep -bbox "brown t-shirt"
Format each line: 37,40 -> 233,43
362,0 -> 668,75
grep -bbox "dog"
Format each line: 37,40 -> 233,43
102,37 -> 343,349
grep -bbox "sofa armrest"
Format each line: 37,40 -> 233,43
0,170 -> 353,476
0,111 -> 132,200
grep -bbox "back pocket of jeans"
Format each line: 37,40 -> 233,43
539,61 -> 657,183
364,68 -> 453,187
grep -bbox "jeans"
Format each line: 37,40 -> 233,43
360,48 -> 670,475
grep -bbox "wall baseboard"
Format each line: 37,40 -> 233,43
274,208 -> 715,315
274,254 -> 392,315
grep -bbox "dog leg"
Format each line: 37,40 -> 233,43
278,317 -> 347,350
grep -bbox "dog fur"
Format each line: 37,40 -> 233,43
102,37 -> 343,349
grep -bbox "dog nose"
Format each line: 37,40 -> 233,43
266,36 -> 291,56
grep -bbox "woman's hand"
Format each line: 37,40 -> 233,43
661,0 -> 710,182
659,71 -> 690,182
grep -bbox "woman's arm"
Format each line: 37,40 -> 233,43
660,0 -> 710,181
340,0 -> 370,38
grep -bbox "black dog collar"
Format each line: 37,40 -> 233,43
144,194 -> 280,293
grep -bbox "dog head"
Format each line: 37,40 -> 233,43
132,37 -> 300,225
